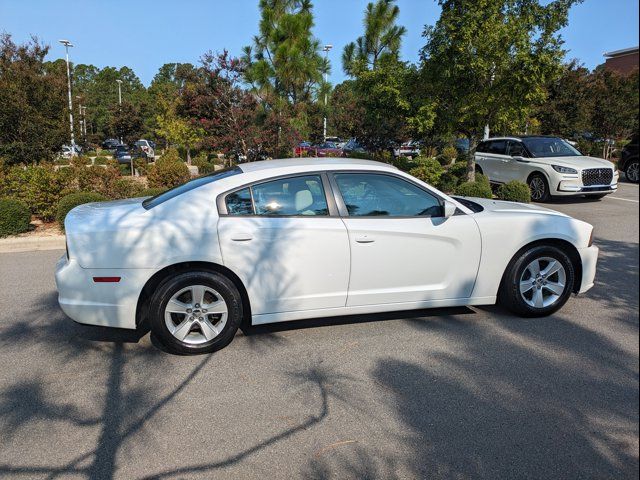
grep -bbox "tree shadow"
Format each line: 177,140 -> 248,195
374,312 -> 638,479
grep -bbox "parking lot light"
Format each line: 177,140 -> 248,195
59,39 -> 76,156
322,44 -> 333,142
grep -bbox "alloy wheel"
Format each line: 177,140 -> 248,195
519,257 -> 567,309
164,285 -> 228,345
529,177 -> 546,201
627,162 -> 639,183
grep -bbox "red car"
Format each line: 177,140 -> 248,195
294,141 -> 313,156
310,142 -> 343,157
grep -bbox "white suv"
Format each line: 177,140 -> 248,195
475,136 -> 618,201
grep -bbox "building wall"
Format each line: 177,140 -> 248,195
604,51 -> 639,75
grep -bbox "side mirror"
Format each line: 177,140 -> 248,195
443,200 -> 457,218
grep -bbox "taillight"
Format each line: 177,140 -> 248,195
93,277 -> 121,283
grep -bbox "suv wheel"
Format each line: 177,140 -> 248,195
149,271 -> 243,354
528,173 -> 550,202
625,160 -> 639,183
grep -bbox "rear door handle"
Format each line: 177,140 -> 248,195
355,235 -> 375,244
230,233 -> 253,242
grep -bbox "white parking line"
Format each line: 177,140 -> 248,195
606,196 -> 639,203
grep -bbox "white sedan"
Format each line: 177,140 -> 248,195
55,158 -> 599,354
475,136 -> 618,202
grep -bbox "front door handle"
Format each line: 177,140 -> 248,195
355,235 -> 375,244
230,233 -> 253,242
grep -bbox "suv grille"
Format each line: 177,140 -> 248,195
582,168 -> 613,186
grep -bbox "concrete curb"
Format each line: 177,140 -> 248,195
0,235 -> 66,253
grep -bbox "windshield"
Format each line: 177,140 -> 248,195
522,137 -> 582,158
142,167 -> 242,209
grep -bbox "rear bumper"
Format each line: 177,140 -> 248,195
54,254 -> 150,330
577,245 -> 599,294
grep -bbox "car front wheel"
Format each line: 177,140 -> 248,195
149,271 -> 243,354
500,245 -> 575,317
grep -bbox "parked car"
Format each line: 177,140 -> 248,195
341,139 -> 368,157
394,140 -> 421,159
325,136 -> 346,148
113,145 -> 132,164
135,139 -> 155,158
58,145 -> 76,159
102,138 -> 120,150
306,142 -> 342,157
618,134 -> 638,183
475,136 -> 619,202
56,158 -> 599,354
294,141 -> 313,157
131,145 -> 152,162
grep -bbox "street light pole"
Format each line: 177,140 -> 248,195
322,44 -> 333,142
59,39 -> 76,156
115,79 -> 123,143
116,79 -> 122,105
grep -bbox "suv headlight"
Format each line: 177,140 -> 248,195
552,165 -> 578,174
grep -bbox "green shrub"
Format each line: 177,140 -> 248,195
93,156 -> 108,165
1,164 -> 74,221
0,198 -> 31,237
147,159 -> 190,189
192,152 -> 217,175
85,150 -> 97,157
136,187 -> 168,198
157,147 -> 181,165
56,158 -> 70,165
409,158 -> 445,186
73,165 -> 121,198
56,192 -> 107,230
454,176 -> 493,199
111,178 -> 145,199
436,146 -> 458,166
118,163 -> 133,176
497,181 -> 531,203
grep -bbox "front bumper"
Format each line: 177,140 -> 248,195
55,254 -> 150,330
577,245 -> 599,294
553,171 -> 619,196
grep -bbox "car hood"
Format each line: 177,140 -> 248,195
461,197 -> 568,217
532,155 -> 615,169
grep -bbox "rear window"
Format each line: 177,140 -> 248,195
142,167 -> 242,209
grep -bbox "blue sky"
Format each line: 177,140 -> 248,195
1,0 -> 638,86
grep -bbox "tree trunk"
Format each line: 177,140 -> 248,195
186,147 -> 191,165
466,136 -> 478,182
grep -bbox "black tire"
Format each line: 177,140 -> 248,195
528,173 -> 550,202
499,245 -> 575,317
625,160 -> 639,183
149,271 -> 243,354
475,164 -> 483,175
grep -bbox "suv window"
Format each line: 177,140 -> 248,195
507,140 -> 526,157
476,141 -> 489,153
487,140 -> 507,155
334,173 -> 442,217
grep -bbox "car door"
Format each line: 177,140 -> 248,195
484,140 -> 510,182
217,173 -> 350,315
331,172 -> 482,307
506,140 -> 534,182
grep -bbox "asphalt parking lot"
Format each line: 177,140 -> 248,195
0,183 -> 637,480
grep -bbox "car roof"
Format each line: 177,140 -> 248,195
238,157 -> 396,173
482,135 -> 562,142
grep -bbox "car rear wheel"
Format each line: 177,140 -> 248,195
500,245 -> 575,317
149,271 -> 242,354
528,173 -> 550,202
625,160 -> 639,183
